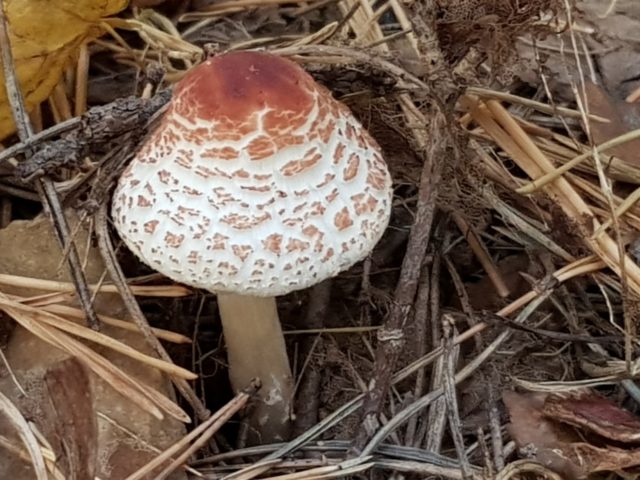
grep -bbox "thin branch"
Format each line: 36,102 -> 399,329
95,204 -> 210,422
0,3 -> 100,329
442,317 -> 471,479
351,113 -> 445,452
359,292 -> 551,457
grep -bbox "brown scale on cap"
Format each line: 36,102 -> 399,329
112,51 -> 394,296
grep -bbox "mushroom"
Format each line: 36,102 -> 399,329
111,51 -> 393,442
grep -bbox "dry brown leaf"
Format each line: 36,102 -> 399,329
504,390 -> 640,479
583,81 -> 640,168
45,358 -> 97,479
0,213 -> 188,479
543,391 -> 640,443
0,0 -> 127,140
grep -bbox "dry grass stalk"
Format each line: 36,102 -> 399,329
517,128 -> 640,194
0,392 -> 48,479
466,97 -> 640,294
0,273 -> 190,296
0,294 -> 190,423
467,87 -> 608,121
0,434 -> 65,479
125,390 -> 251,480
0,296 -> 195,379
35,302 -> 191,344
452,212 -> 510,298
594,185 -> 640,237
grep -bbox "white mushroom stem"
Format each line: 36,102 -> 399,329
216,292 -> 293,442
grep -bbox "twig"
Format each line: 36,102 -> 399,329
414,238 -> 449,451
452,212 -> 510,298
376,459 -> 478,479
293,280 -> 330,436
0,3 -> 100,329
423,344 -> 447,452
0,182 -> 39,202
16,91 -> 171,182
488,388 -> 505,471
0,117 -> 81,165
351,113 -> 444,452
416,228 -> 445,449
272,44 -> 428,90
489,313 -> 624,344
443,255 -> 482,352
403,261 -> 430,447
478,428 -> 495,478
95,204 -> 210,422
359,292 -> 551,457
126,389 -> 252,480
441,317 -> 471,479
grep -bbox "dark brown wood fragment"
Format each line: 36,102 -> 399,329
45,357 -> 97,480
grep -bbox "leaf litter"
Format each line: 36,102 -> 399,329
2,0 -> 640,479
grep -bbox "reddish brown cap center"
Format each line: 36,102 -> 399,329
173,51 -> 315,124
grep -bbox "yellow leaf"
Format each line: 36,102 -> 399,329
0,0 -> 128,140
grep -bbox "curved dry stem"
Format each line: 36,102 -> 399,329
0,391 -> 47,479
216,293 -> 293,443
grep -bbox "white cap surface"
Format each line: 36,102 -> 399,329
112,51 -> 392,296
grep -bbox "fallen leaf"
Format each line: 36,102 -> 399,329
0,0 -> 127,140
503,391 -> 584,479
45,358 -> 97,480
543,391 -> 640,443
0,212 -> 187,479
504,390 -> 640,479
516,4 -> 640,102
580,1 -> 640,100
583,81 -> 640,168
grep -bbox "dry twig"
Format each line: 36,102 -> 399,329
0,2 -> 100,329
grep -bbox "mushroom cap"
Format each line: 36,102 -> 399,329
112,51 -> 392,296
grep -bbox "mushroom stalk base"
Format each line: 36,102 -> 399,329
216,292 -> 293,443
